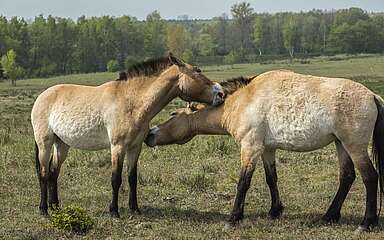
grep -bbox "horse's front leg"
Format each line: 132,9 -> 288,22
109,144 -> 126,218
229,143 -> 264,225
126,145 -> 142,213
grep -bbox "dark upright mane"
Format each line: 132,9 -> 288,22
220,75 -> 256,95
116,56 -> 184,80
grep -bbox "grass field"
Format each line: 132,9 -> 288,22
1,55 -> 384,239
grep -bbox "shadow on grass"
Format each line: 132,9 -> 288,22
92,202 -> 384,231
122,205 -> 228,224
253,210 -> 384,230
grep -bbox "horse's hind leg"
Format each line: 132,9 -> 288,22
48,138 -> 69,209
262,149 -> 283,219
36,139 -> 54,215
322,140 -> 356,223
343,144 -> 378,231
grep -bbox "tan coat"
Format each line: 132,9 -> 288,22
31,55 -> 225,217
147,70 -> 384,231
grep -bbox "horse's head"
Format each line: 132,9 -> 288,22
145,103 -> 206,147
168,53 -> 225,106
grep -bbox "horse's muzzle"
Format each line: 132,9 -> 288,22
212,83 -> 225,106
145,126 -> 159,147
144,133 -> 156,147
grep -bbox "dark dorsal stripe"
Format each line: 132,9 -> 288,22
116,55 -> 184,80
220,76 -> 254,95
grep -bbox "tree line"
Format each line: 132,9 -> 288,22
1,3 -> 384,79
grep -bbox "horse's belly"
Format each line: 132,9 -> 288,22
49,111 -> 110,150
265,131 -> 335,151
265,105 -> 335,151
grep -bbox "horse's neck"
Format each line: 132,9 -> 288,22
130,75 -> 179,121
191,106 -> 228,135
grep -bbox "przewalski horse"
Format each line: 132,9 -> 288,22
31,54 -> 225,217
145,70 -> 384,232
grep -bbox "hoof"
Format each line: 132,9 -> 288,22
130,208 -> 141,214
110,211 -> 120,218
49,203 -> 60,211
321,212 -> 341,224
39,208 -> 48,216
227,214 -> 243,227
269,204 -> 284,219
354,226 -> 370,235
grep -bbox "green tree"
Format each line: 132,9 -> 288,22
300,15 -> 321,54
283,16 -> 300,60
107,59 -> 119,72
253,15 -> 271,55
211,14 -> 230,55
167,24 -> 188,57
144,11 -> 167,57
231,2 -> 255,56
124,55 -> 140,69
115,16 -> 144,68
197,33 -> 215,56
182,49 -> 194,63
224,50 -> 240,67
1,49 -> 24,86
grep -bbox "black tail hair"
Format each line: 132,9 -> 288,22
35,141 -> 40,176
372,96 -> 384,215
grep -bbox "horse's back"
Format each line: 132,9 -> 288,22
238,71 -> 377,151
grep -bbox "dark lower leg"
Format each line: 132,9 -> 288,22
322,140 -> 355,223
48,170 -> 60,209
128,164 -> 139,211
351,152 -> 378,230
263,157 -> 283,218
360,176 -> 378,229
322,175 -> 355,223
229,169 -> 254,224
39,175 -> 48,215
109,165 -> 123,217
265,175 -> 283,218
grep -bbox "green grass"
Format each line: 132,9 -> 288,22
1,55 -> 384,239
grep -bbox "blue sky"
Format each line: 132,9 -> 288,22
1,0 -> 383,20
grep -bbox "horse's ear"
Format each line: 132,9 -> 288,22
168,52 -> 184,66
168,52 -> 177,65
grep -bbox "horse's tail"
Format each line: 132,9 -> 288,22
35,141 -> 40,176
372,95 -> 384,215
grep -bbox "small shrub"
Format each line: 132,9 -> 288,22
224,51 -> 238,66
49,206 -> 94,234
106,60 -> 119,72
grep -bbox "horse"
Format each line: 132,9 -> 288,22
31,53 -> 225,217
145,70 -> 384,232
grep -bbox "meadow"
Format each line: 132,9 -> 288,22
1,55 -> 384,239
